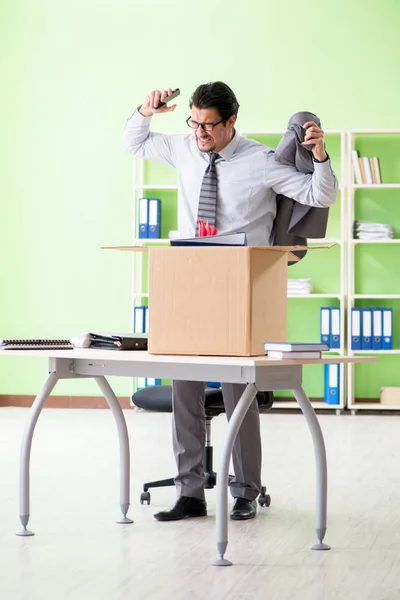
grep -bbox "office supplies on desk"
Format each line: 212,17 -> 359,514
138,198 -> 149,238
170,232 -> 247,247
351,308 -> 361,350
382,308 -> 393,350
148,198 -> 161,238
0,339 -> 73,350
267,350 -> 322,359
198,220 -> 217,237
72,333 -> 148,351
264,342 -> 329,352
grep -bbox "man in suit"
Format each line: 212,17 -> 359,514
123,81 -> 338,521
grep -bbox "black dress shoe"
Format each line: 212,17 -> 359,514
230,497 -> 257,520
154,496 -> 207,521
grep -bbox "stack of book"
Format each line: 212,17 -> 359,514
351,150 -> 381,184
264,342 -> 329,359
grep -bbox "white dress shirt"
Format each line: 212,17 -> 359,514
123,110 -> 338,246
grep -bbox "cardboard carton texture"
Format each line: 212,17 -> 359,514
104,244 -> 334,357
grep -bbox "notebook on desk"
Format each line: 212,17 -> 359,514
0,339 -> 74,350
170,232 -> 247,246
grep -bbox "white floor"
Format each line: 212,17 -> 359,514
1,406 -> 400,600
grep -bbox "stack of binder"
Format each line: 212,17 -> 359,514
138,198 -> 161,239
320,307 -> 341,349
351,307 -> 393,350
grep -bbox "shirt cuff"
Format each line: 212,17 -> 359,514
312,153 -> 330,163
129,107 -> 153,125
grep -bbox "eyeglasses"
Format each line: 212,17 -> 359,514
186,117 -> 224,132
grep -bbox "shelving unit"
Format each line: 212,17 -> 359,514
131,128 -> 348,412
347,130 -> 400,413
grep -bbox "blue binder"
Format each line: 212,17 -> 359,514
320,307 -> 331,347
134,306 -> 145,334
372,308 -> 382,350
146,378 -> 161,387
351,308 -> 361,350
138,198 -> 149,239
148,197 -> 161,239
330,307 -> 340,349
144,306 -> 149,334
324,363 -> 340,405
382,308 -> 393,350
361,308 -> 372,350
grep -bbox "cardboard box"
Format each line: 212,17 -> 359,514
105,244 -> 333,357
380,387 -> 400,405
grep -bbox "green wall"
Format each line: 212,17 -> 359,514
1,0 -> 400,396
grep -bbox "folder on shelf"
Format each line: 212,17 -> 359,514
138,198 -> 149,239
362,156 -> 373,185
137,377 -> 146,390
134,306 -> 145,334
144,306 -> 149,334
372,308 -> 382,350
382,308 -> 393,350
324,363 -> 340,405
146,378 -> 161,387
351,308 -> 361,350
361,308 -> 372,350
330,307 -> 340,349
351,150 -> 363,185
320,307 -> 331,347
148,197 -> 161,239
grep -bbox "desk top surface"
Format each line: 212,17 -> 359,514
0,349 -> 378,367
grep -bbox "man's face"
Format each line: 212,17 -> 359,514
191,106 -> 236,153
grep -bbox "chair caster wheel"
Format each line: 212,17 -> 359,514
140,491 -> 151,504
258,486 -> 271,507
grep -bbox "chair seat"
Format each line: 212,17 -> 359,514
132,385 -> 273,415
132,385 -> 224,414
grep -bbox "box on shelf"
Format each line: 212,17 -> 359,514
104,244 -> 334,357
380,387 -> 400,406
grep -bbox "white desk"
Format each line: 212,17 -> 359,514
0,349 -> 376,566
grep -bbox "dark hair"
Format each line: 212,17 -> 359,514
189,81 -> 239,121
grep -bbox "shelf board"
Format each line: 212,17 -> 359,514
351,294 -> 400,299
351,239 -> 400,244
349,403 -> 400,411
287,294 -> 342,299
352,184 -> 400,189
308,237 -> 341,244
132,238 -> 170,244
135,185 -> 178,190
348,349 -> 400,355
349,129 -> 400,134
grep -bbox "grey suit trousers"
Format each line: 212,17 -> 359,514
172,380 -> 262,501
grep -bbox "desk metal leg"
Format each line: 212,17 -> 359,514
213,382 -> 258,567
292,386 -> 330,551
17,372 -> 59,536
94,377 -> 133,524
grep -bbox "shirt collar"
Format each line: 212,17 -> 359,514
194,129 -> 242,162
217,130 -> 241,162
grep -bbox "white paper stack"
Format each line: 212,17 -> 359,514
354,220 -> 394,241
287,278 -> 312,295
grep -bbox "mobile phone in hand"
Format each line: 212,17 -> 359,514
156,88 -> 180,108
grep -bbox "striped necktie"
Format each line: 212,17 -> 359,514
196,152 -> 220,235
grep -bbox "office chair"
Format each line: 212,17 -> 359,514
131,384 -> 273,507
